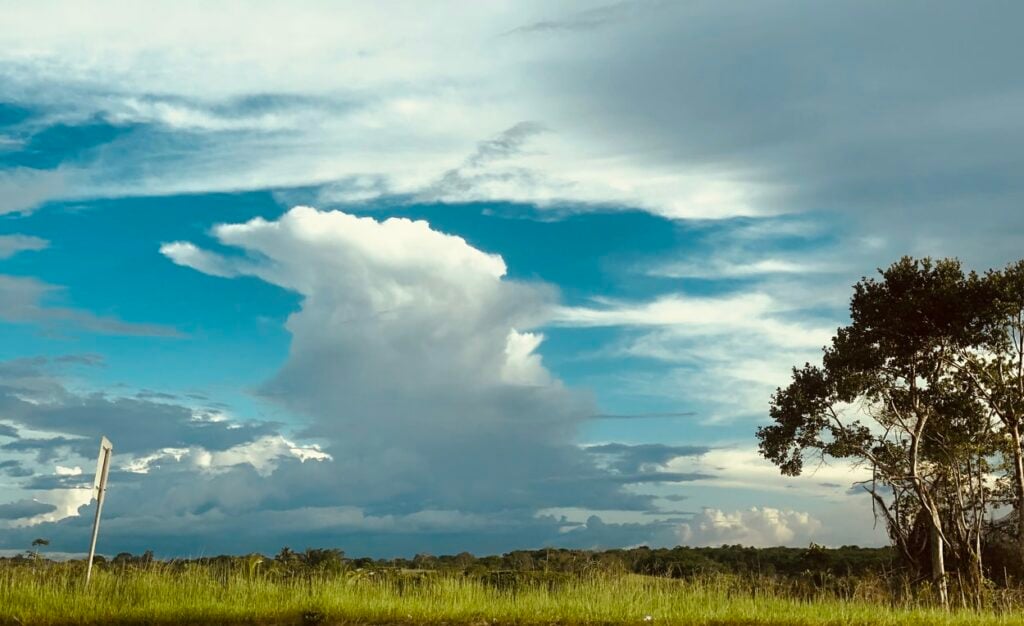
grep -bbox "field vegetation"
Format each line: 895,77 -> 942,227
4,545 -> 1024,625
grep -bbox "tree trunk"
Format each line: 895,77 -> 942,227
1012,422 -> 1024,568
974,535 -> 985,609
931,521 -> 949,608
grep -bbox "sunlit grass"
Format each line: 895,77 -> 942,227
2,565 -> 1022,625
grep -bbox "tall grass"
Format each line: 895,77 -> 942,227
2,563 -> 1023,625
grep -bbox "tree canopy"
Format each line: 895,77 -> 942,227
758,257 -> 1024,607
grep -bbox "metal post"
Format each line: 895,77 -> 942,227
86,436 -> 112,586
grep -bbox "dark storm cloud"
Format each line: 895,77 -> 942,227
0,392 -> 280,457
20,474 -> 90,490
661,494 -> 690,502
0,460 -> 33,477
610,472 -> 709,484
0,349 -> 695,556
0,499 -> 56,520
536,0 -> 1024,266
2,437 -> 86,463
548,471 -> 712,488
0,507 -> 610,558
0,465 -> 686,557
584,443 -> 710,473
0,357 -> 283,457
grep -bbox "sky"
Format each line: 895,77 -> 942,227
0,0 -> 1022,558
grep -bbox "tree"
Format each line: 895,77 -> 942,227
30,538 -> 49,561
943,260 -> 1024,569
757,258 -> 995,606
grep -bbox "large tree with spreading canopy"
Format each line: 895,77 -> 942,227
757,257 -> 1024,606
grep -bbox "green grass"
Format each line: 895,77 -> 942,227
2,566 -> 1023,626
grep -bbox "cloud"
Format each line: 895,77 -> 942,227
0,1 -> 1020,254
418,122 -> 549,204
1,2 -> 1018,554
0,3 -> 772,220
101,94 -> 340,133
531,1 -> 1024,266
0,356 -> 286,461
0,460 -> 33,478
172,435 -> 331,478
0,168 -> 67,215
2,437 -> 87,464
677,507 -> 822,547
504,1 -> 665,35
557,514 -> 683,550
0,499 -> 57,521
1,208 -> 725,553
0,274 -> 182,337
555,292 -> 830,348
160,206 -> 661,518
554,291 -> 833,422
584,443 -> 709,473
0,235 -> 48,259
158,241 -> 240,278
650,258 -> 827,280
0,354 -> 342,538
664,447 -> 873,504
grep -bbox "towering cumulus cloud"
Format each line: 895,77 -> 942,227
161,207 -> 632,526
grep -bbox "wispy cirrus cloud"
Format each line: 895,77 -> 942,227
502,0 -> 667,36
0,1 -> 1019,256
551,289 -> 833,423
0,225 -> 177,337
0,168 -> 68,215
0,234 -> 48,259
0,274 -> 182,337
0,3 -> 775,221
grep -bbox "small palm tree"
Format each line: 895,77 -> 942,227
30,538 -> 49,561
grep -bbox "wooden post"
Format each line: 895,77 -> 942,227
86,436 -> 113,587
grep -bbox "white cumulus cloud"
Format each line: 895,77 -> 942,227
159,206 -> 648,518
678,507 -> 822,547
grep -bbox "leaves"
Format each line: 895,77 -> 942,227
756,256 -> 1016,589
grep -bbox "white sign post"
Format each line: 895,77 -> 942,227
85,436 -> 113,586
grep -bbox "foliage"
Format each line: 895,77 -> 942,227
757,256 -> 1024,606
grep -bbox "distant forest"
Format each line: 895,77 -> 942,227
3,544 -> 898,580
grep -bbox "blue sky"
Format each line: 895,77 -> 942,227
1,0 -> 1022,557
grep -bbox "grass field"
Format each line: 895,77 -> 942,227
3,565 -> 1024,626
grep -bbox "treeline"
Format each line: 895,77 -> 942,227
759,257 -> 1024,607
2,544 -> 895,580
366,545 -> 896,578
